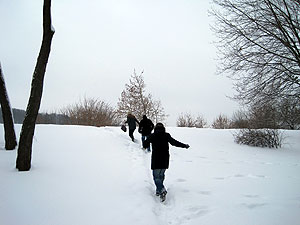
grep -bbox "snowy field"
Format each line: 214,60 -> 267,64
0,124 -> 299,225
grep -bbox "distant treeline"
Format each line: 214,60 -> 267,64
0,108 -> 70,125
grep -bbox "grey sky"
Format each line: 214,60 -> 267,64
0,0 -> 239,125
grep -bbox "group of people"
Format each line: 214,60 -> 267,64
125,113 -> 153,149
124,113 -> 190,202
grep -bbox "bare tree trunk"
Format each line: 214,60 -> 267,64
16,0 -> 54,171
0,63 -> 17,150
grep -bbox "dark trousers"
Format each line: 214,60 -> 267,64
129,129 -> 135,141
142,135 -> 151,152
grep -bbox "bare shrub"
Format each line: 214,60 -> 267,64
61,97 -> 119,127
233,129 -> 283,148
177,113 -> 207,128
195,115 -> 208,128
177,113 -> 195,127
212,114 -> 231,129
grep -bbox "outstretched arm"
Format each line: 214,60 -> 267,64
168,134 -> 189,149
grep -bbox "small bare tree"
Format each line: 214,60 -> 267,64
117,70 -> 167,123
16,0 -> 55,171
0,63 -> 17,150
151,99 -> 167,124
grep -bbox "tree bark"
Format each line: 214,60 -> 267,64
0,63 -> 17,150
16,0 -> 54,171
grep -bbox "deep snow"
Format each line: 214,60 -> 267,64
0,125 -> 299,225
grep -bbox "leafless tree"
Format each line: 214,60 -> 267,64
211,0 -> 300,105
16,0 -> 55,171
151,99 -> 167,124
0,63 -> 17,150
117,70 -> 167,123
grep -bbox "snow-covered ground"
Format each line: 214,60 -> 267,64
0,125 -> 299,225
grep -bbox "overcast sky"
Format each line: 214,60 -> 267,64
0,0 -> 239,126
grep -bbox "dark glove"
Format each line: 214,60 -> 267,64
185,144 -> 190,149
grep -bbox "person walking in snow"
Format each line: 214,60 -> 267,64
125,113 -> 140,142
138,115 -> 154,152
143,123 -> 190,201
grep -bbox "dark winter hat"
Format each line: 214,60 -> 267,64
143,115 -> 147,119
154,123 -> 165,133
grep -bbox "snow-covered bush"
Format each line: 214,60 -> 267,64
233,129 -> 283,148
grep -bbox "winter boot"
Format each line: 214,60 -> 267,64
160,191 -> 167,202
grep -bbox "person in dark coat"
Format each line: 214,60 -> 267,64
143,123 -> 190,200
138,115 -> 154,152
125,113 -> 140,142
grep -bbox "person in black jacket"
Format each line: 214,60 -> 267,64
125,113 -> 139,142
143,123 -> 190,201
138,115 -> 154,152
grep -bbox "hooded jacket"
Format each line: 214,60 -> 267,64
143,124 -> 187,169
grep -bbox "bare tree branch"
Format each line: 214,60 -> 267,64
210,0 -> 300,104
